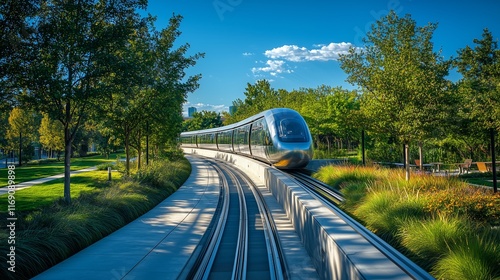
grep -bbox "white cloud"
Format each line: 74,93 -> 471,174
264,42 -> 355,62
251,60 -> 293,77
251,42 -> 358,79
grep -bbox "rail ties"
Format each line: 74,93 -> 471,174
181,158 -> 287,279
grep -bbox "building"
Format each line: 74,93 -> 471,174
188,107 -> 197,118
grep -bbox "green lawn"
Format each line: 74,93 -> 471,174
0,170 -> 122,212
0,153 -> 123,187
462,177 -> 497,188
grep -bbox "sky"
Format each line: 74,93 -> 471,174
142,0 -> 500,116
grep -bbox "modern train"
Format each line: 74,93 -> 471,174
180,108 -> 314,169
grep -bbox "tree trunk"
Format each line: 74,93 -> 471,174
146,122 -> 149,165
18,132 -> 22,166
405,143 -> 410,181
64,123 -> 72,204
137,129 -> 141,169
418,141 -> 423,170
490,128 -> 497,193
361,129 -> 366,166
125,131 -> 130,175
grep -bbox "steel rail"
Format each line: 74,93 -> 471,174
236,168 -> 289,280
177,162 -> 230,280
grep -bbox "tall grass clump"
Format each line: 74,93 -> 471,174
0,156 -> 191,279
398,215 -> 472,270
432,227 -> 500,279
312,165 -> 500,279
313,164 -> 379,190
354,188 -> 429,242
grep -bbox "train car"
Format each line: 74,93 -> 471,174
180,108 -> 313,169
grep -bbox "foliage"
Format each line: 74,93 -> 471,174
18,0 -> 149,203
39,113 -> 64,158
0,0 -> 39,111
226,80 -> 280,124
454,29 -> 500,132
100,14 -> 203,174
314,165 -> 500,279
183,110 -> 223,131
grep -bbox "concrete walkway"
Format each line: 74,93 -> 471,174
33,155 -> 220,279
0,167 -> 97,195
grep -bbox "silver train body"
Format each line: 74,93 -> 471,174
180,108 -> 313,169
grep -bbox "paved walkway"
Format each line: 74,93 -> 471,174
0,167 -> 97,195
33,155 -> 221,279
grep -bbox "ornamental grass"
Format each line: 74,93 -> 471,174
313,164 -> 500,280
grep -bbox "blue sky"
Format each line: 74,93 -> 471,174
143,0 -> 500,116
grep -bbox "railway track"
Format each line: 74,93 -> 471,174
180,158 -> 288,280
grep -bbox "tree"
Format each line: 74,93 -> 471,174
0,0 -> 39,112
6,107 -> 40,165
339,11 -> 452,180
101,14 -> 203,173
39,113 -> 64,160
183,110 -> 223,131
226,80 -> 279,124
454,29 -> 500,192
21,0 -> 147,203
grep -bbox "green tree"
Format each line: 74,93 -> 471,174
21,0 -> 147,203
339,11 -> 451,180
227,80 -> 279,124
300,86 -> 361,157
183,110 -> 223,131
101,14 -> 203,173
454,29 -> 500,192
39,113 -> 64,160
6,107 -> 40,165
0,0 -> 38,112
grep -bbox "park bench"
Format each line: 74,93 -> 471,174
458,159 -> 472,174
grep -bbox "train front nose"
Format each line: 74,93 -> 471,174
273,150 -> 312,169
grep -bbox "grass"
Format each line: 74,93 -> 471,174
0,153 -> 124,187
0,170 -> 122,212
313,165 -> 500,279
0,156 -> 191,279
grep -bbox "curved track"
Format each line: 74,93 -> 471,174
181,158 -> 288,280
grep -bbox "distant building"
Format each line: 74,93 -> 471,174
229,106 -> 237,115
188,107 -> 197,118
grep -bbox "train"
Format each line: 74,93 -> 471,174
180,108 -> 314,169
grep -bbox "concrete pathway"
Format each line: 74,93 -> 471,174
33,155 -> 220,279
0,167 -> 97,195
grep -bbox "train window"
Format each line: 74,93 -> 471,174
181,135 -> 197,146
275,114 -> 308,142
199,133 -> 216,145
234,124 -> 250,153
250,118 -> 272,146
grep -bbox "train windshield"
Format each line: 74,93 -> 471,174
275,113 -> 308,142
